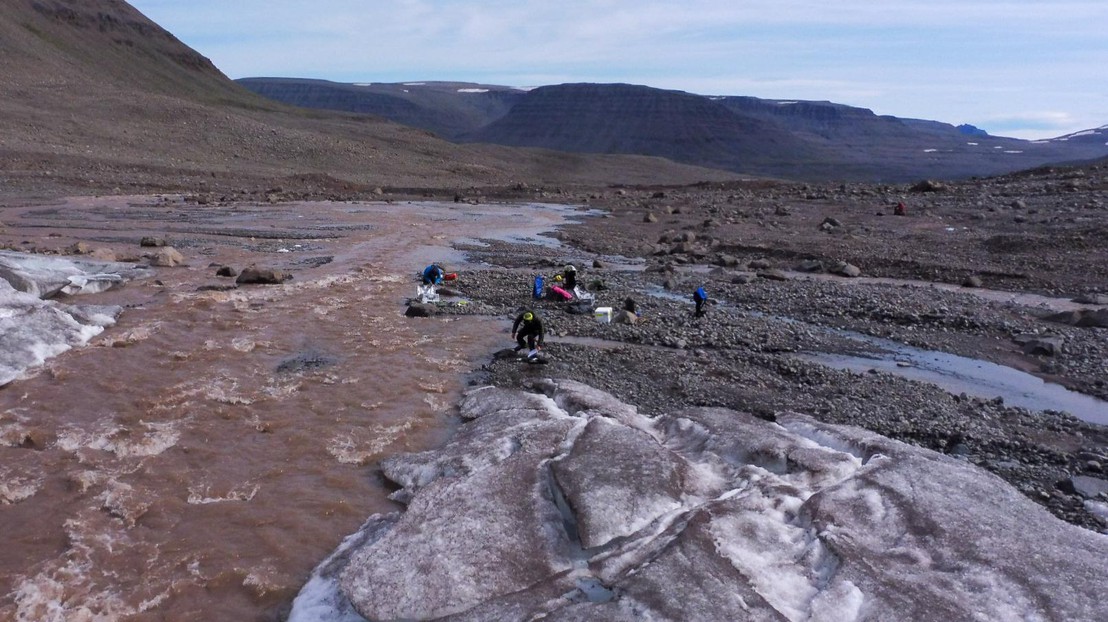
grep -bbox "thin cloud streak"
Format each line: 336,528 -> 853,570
130,0 -> 1108,139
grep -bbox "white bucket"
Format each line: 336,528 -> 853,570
594,307 -> 612,323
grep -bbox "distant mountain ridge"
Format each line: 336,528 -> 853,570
238,78 -> 1108,182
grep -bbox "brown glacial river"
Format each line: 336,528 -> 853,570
0,196 -> 577,621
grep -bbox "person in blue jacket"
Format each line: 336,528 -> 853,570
693,286 -> 708,318
422,264 -> 445,285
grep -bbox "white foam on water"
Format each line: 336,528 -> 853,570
0,466 -> 42,504
98,480 -> 149,527
231,337 -> 257,352
99,322 -> 158,347
187,482 -> 261,505
328,421 -> 416,465
0,409 -> 33,447
56,419 -> 182,458
10,517 -> 139,622
263,376 -> 303,399
153,377 -> 256,409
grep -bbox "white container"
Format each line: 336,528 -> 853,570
594,307 -> 612,323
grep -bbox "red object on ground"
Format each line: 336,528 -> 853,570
550,285 -> 573,300
894,202 -> 907,216
444,272 -> 458,281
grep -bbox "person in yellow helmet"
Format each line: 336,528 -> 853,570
511,310 -> 545,358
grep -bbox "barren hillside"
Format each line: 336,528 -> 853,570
0,0 -> 738,198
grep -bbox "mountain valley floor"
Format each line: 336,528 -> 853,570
4,165 -> 1108,532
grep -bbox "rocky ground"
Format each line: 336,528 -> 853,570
3,163 -> 1106,536
401,163 -> 1108,533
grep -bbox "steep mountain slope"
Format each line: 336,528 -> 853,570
237,78 -> 523,140
0,0 -> 737,197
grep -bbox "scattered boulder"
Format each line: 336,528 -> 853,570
748,259 -> 771,270
276,351 -> 339,374
1057,475 -> 1108,499
1045,308 -> 1108,329
796,259 -> 826,273
1072,293 -> 1108,305
643,213 -> 658,223
962,275 -> 983,288
716,254 -> 742,268
612,310 -> 639,325
1015,334 -> 1064,356
830,261 -> 861,277
235,266 -> 291,285
731,272 -> 757,285
757,269 -> 789,281
88,248 -> 117,262
146,247 -> 184,267
140,237 -> 167,248
404,302 -> 439,318
911,180 -> 946,193
66,242 -> 92,255
215,266 -> 238,278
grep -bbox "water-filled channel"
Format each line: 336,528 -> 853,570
0,197 -> 578,621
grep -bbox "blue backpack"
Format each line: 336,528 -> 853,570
694,287 -> 707,302
533,275 -> 545,299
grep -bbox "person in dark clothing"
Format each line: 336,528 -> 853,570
623,298 -> 637,314
562,265 -> 578,290
693,287 -> 708,318
422,264 -> 445,285
511,310 -> 545,356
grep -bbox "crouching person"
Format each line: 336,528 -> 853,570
511,310 -> 545,359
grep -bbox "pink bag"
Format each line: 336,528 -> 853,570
550,285 -> 573,300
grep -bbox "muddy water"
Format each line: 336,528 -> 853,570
0,197 -> 577,621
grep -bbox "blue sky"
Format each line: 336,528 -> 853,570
129,0 -> 1106,139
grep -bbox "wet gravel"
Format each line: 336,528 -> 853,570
420,236 -> 1108,533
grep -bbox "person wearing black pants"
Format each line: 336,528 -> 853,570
511,310 -> 545,357
693,287 -> 707,318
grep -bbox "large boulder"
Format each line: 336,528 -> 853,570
235,266 -> 291,285
146,247 -> 185,267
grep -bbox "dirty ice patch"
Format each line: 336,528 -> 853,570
0,250 -> 151,298
0,280 -> 117,386
294,381 -> 1108,622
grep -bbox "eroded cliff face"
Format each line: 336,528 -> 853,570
292,380 -> 1108,622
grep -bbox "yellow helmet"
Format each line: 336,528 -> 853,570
553,275 -> 563,282
523,312 -> 534,321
